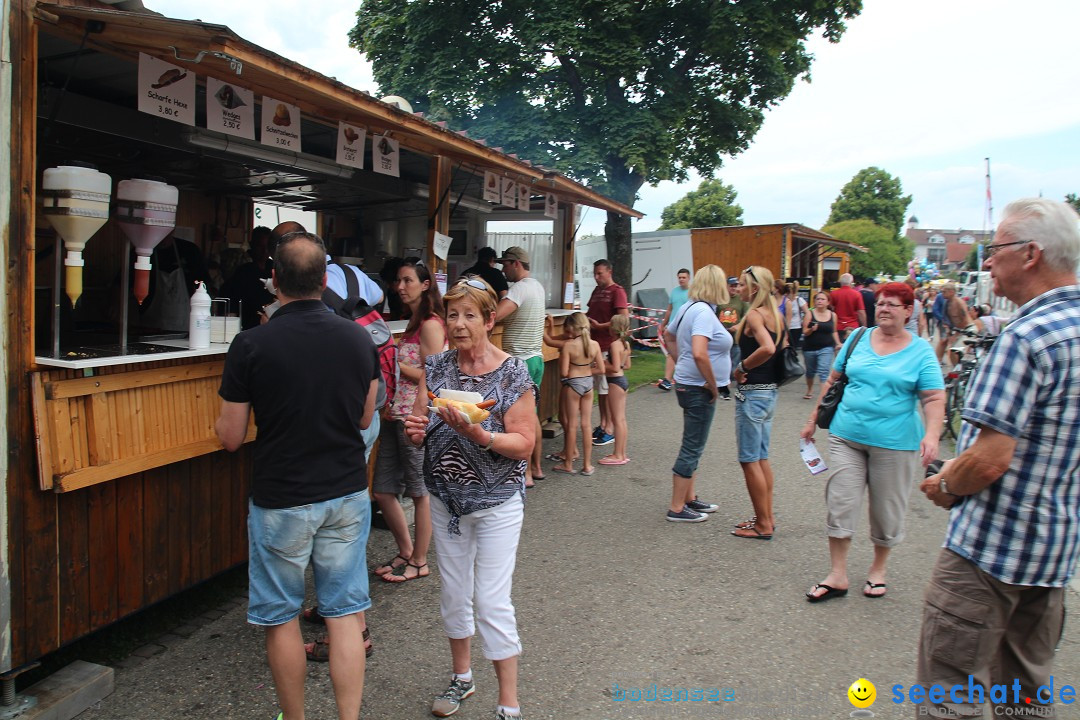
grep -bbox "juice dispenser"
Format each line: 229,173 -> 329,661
40,163 -> 112,306
115,178 -> 179,304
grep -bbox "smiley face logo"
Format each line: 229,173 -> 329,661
848,678 -> 876,708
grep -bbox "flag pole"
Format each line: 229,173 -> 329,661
979,157 -> 993,267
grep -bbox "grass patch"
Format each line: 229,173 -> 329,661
625,345 -> 666,392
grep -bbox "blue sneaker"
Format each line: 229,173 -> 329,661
593,431 -> 615,446
592,425 -> 603,441
658,378 -> 673,391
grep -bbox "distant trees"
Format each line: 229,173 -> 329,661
823,219 -> 913,278
1066,193 -> 1080,214
827,167 -> 912,237
658,179 -> 743,230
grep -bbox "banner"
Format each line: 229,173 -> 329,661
373,135 -> 400,177
336,122 -> 366,169
138,53 -> 195,126
205,77 -> 254,140
261,96 -> 301,150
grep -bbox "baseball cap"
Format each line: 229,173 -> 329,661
727,276 -> 738,285
498,246 -> 530,264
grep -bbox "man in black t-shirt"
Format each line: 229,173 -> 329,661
462,246 -> 510,298
216,231 -> 378,720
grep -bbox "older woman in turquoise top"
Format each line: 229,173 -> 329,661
800,282 -> 945,603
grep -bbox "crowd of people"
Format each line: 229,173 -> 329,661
213,196 -> 1080,720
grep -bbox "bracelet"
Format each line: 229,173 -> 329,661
736,362 -> 746,374
484,431 -> 495,451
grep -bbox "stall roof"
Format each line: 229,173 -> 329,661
787,224 -> 868,254
36,2 -> 642,219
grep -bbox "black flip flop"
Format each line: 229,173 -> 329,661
863,581 -> 887,598
806,583 -> 849,603
731,527 -> 773,540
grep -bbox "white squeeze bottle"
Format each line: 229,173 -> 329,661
189,281 -> 212,349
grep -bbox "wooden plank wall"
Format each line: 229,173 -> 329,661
690,226 -> 785,283
10,359 -> 252,667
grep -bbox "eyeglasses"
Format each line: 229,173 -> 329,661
457,277 -> 489,291
875,301 -> 906,309
984,240 -> 1031,258
743,267 -> 757,283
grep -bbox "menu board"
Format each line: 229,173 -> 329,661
373,136 -> 400,177
336,122 -> 366,169
137,53 -> 195,126
261,96 -> 301,151
483,171 -> 501,203
545,192 -> 559,219
501,177 -> 517,207
205,77 -> 255,140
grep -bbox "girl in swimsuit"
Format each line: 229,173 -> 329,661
600,314 -> 632,465
544,312 -> 600,475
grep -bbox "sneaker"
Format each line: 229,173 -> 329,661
432,677 -> 475,717
592,425 -> 603,441
719,386 -> 731,401
495,710 -> 523,720
658,378 -> 673,391
593,432 -> 615,446
666,506 -> 708,523
686,498 -> 718,513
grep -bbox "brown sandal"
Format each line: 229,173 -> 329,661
305,627 -> 373,661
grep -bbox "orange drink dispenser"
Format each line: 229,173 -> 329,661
115,178 -> 179,304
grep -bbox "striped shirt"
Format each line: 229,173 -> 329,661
946,284 -> 1080,587
501,277 -> 546,361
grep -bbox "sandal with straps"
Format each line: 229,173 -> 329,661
372,554 -> 409,576
383,561 -> 429,583
305,627 -> 373,661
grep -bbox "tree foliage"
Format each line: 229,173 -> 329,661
827,167 -> 912,237
823,219 -> 913,278
350,0 -> 862,287
658,179 -> 743,230
1066,193 -> 1080,214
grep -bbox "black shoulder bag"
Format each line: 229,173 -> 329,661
815,327 -> 868,430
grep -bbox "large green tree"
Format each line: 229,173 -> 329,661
822,219 -> 913,278
658,179 -> 743,230
350,0 -> 862,288
827,167 -> 912,237
1066,193 -> 1080,214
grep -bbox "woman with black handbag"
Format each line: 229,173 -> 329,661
799,282 -> 945,602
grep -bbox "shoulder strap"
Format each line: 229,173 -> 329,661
670,300 -> 704,336
839,327 -> 868,373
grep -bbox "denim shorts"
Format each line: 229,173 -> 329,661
672,385 -> 717,479
735,389 -> 777,463
247,490 -> 372,626
803,346 -> 836,382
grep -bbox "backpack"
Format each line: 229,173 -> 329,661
322,263 -> 397,409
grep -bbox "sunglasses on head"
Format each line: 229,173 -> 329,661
743,267 -> 757,283
458,277 -> 488,291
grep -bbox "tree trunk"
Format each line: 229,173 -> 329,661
601,166 -> 644,292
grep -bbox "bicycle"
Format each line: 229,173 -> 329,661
941,331 -> 996,441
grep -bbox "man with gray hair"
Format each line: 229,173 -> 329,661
917,198 -> 1080,718
829,272 -> 866,340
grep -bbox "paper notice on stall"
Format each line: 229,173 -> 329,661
432,232 -> 453,261
517,183 -> 530,211
261,96 -> 301,150
501,177 -> 517,207
800,439 -> 828,475
336,122 -> 366,169
373,136 -> 400,177
435,272 -> 448,296
483,171 -> 501,204
545,192 -> 559,219
564,282 -> 575,306
205,77 -> 255,139
138,53 -> 195,126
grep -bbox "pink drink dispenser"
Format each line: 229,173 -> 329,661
115,178 -> 179,304
40,164 -> 112,306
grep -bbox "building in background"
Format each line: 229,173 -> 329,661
905,216 -> 991,273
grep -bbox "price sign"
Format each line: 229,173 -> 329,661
544,192 -> 558,219
501,177 -> 517,207
483,171 -> 501,203
336,122 -> 366,169
517,183 -> 530,211
137,53 -> 195,126
373,135 -> 400,177
260,96 -> 301,151
206,77 -> 254,139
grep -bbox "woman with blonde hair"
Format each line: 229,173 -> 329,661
544,312 -> 601,475
600,314 -> 632,465
731,266 -> 784,539
404,276 -> 536,719
662,264 -> 732,522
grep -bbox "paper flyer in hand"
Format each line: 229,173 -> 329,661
800,439 -> 828,475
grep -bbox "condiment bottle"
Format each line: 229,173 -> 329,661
188,281 -> 211,349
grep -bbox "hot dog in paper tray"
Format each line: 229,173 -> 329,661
427,390 -> 496,424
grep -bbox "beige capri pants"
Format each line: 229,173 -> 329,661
825,435 -> 921,547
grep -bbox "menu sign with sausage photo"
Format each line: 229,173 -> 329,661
137,53 -> 195,126
501,177 -> 517,207
336,122 -> 366,169
260,96 -> 301,151
206,77 -> 255,140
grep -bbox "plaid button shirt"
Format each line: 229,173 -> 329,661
946,284 -> 1080,587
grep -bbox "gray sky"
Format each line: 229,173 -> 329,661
148,0 -> 1080,237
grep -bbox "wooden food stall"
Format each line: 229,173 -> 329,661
3,0 -> 639,674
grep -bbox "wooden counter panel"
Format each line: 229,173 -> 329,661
31,360 -> 254,492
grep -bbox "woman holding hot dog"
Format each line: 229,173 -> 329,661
404,277 -> 536,720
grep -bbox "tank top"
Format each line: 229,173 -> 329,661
802,311 -> 835,351
738,310 -> 781,385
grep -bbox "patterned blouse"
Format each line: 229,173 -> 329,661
423,350 -> 536,535
388,316 -> 447,421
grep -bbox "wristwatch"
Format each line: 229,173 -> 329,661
939,477 -> 955,496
